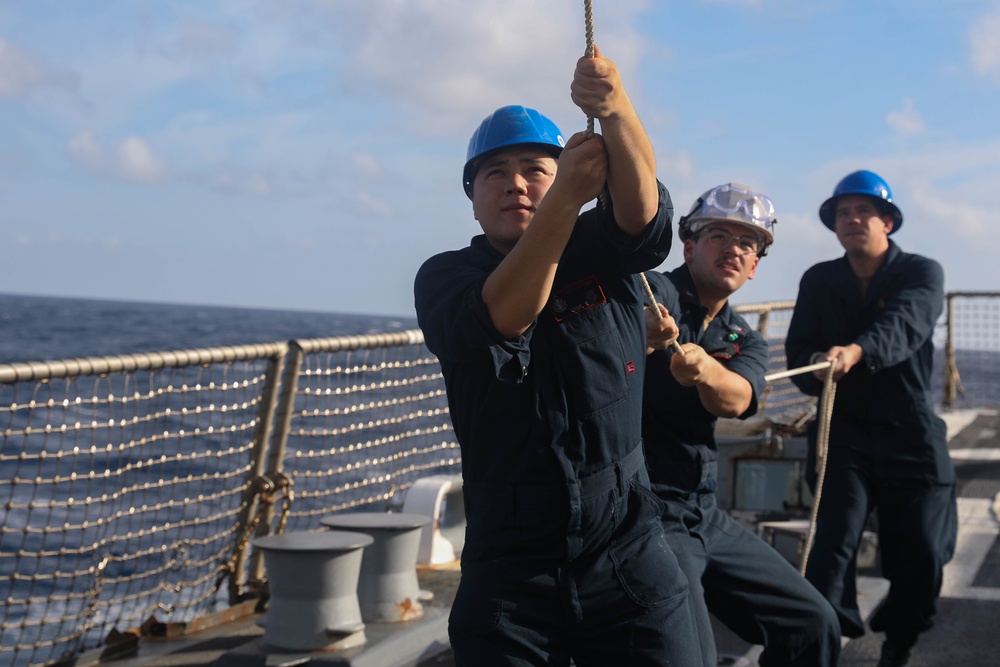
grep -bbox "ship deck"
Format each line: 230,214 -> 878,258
108,409 -> 1000,667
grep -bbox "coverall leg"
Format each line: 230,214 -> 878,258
662,494 -> 841,667
868,479 -> 958,638
700,504 -> 841,667
660,504 -> 716,667
451,462 -> 703,666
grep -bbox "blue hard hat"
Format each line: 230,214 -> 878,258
819,170 -> 903,233
462,105 -> 565,198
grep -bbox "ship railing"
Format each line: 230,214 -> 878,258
731,292 -> 1000,413
940,291 -> 1000,408
0,293 -> 998,666
0,330 -> 457,667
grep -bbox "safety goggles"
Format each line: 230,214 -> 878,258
698,184 -> 776,235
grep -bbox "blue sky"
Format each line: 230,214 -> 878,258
2,1 -> 999,318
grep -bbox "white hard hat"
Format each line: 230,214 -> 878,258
678,183 -> 777,256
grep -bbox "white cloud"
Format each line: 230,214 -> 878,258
886,98 -> 926,137
350,152 -> 384,179
68,130 -> 104,170
14,2 -> 653,205
68,131 -> 168,183
316,0 -> 648,134
353,191 -> 393,218
908,180 -> 991,243
969,7 -> 1000,80
117,136 -> 167,182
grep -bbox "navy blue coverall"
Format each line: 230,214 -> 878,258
785,240 -> 958,641
414,182 -> 701,667
642,266 -> 841,667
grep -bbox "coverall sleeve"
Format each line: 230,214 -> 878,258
854,256 -> 944,373
414,251 -> 532,384
596,179 -> 674,274
784,268 -> 826,397
729,327 -> 769,418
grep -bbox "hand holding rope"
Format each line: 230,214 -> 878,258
582,0 -> 683,354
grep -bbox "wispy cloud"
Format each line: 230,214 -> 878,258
307,0 -> 648,133
350,152 -> 385,179
68,131 -> 168,183
909,180 -> 993,247
353,191 -> 393,218
970,6 -> 1000,80
886,98 -> 926,137
0,36 -> 78,98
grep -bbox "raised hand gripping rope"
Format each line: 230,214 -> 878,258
582,0 -> 684,354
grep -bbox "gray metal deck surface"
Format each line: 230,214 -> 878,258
114,410 -> 1000,667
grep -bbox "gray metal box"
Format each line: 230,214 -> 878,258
758,519 -> 879,570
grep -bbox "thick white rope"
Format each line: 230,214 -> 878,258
798,363 -> 837,574
763,361 -> 834,383
765,360 -> 838,575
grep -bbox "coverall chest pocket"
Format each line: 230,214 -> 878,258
550,296 -> 631,419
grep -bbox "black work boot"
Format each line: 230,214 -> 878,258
877,632 -> 917,667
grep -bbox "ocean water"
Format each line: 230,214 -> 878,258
0,293 -> 418,365
0,294 -> 427,665
3,292 -> 998,407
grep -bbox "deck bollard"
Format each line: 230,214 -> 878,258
320,512 -> 431,623
400,474 -> 466,565
252,530 -> 373,652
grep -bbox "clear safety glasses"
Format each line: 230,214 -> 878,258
696,227 -> 761,255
